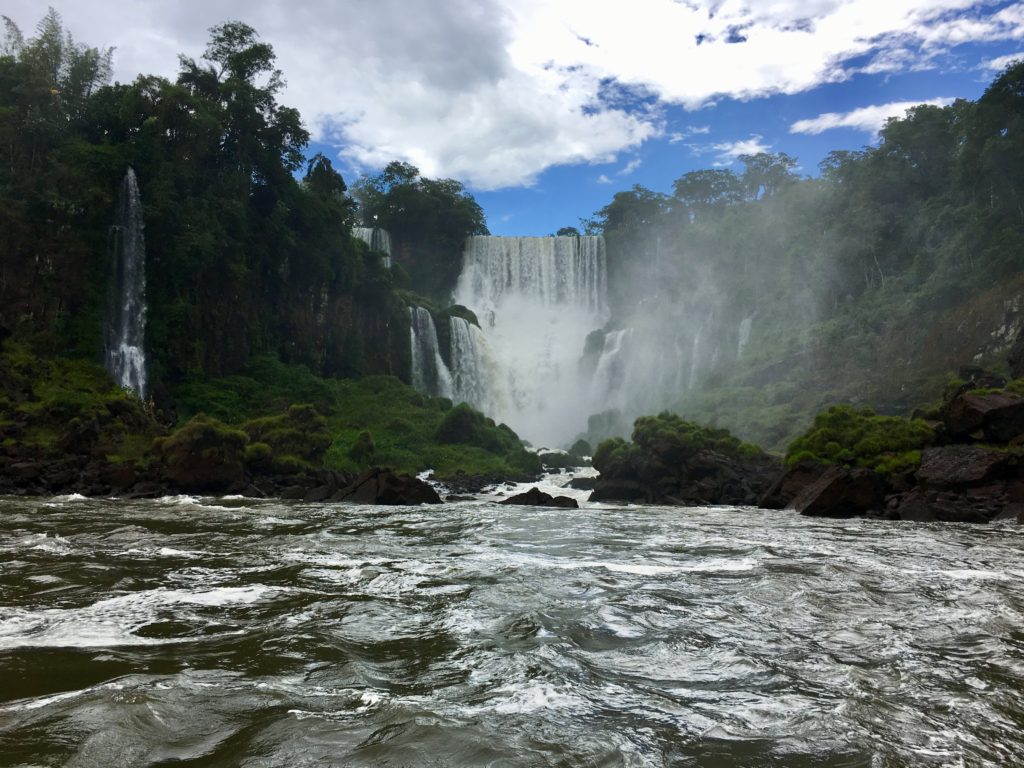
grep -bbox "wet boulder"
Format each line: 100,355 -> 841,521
943,392 -> 1024,443
759,459 -> 824,509
330,467 -> 442,505
790,466 -> 885,518
500,486 -> 579,508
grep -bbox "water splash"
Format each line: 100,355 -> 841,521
353,226 -> 392,268
104,168 -> 147,399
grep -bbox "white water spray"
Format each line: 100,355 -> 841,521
453,236 -> 608,445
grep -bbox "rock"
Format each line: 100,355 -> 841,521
446,494 -> 475,502
568,476 -> 597,491
589,478 -> 645,502
500,486 -> 578,508
759,459 -> 824,509
915,445 -> 1017,487
790,466 -> 884,518
239,484 -> 265,498
303,483 -> 336,503
944,392 -> 1024,443
331,468 -> 442,505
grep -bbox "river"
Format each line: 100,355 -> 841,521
1,477 -> 1023,766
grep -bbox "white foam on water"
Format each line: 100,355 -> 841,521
488,682 -> 588,715
0,585 -> 279,649
24,533 -> 73,555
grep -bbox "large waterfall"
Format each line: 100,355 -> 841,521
452,236 -> 608,446
353,226 -> 392,268
104,168 -> 147,400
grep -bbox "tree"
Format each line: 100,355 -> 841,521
739,152 -> 797,200
672,169 -> 744,220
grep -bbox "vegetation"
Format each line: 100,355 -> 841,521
173,357 -> 539,479
585,65 -> 1024,450
0,339 -> 158,464
786,405 -> 935,475
593,411 -> 763,473
354,161 -> 488,301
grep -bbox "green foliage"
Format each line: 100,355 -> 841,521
178,357 -> 538,480
786,405 -> 935,474
354,161 -> 488,300
349,430 -> 375,465
155,413 -> 248,490
0,339 -> 158,460
569,438 -> 592,458
631,411 -> 766,463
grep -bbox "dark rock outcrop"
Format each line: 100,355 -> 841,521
790,466 -> 885,518
329,467 -> 442,505
500,486 -> 579,508
943,392 -> 1024,443
590,441 -> 780,506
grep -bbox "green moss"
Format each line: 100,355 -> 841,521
785,405 -> 934,475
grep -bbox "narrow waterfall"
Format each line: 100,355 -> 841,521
453,235 -> 608,446
591,328 -> 632,406
448,316 -> 497,413
409,306 -> 452,398
737,315 -> 753,358
104,167 -> 147,399
353,226 -> 392,268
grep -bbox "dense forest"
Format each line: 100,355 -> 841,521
0,11 -> 531,489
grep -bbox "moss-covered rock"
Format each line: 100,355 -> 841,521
155,414 -> 248,492
591,412 -> 780,505
785,405 -> 934,476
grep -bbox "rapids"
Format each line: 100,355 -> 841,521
1,485 -> 1023,766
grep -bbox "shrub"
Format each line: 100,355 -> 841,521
785,405 -> 934,475
156,414 -> 248,492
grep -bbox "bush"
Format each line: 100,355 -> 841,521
785,405 -> 934,475
156,413 -> 248,492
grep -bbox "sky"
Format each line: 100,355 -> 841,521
8,1 -> 1024,235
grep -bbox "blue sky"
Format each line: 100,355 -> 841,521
9,1 -> 1024,236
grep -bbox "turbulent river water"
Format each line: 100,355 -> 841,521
2,477 -> 1024,767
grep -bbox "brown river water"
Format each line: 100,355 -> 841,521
1,477 -> 1023,766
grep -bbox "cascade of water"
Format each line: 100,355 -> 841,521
737,315 -> 753,358
591,328 -> 632,406
453,236 -> 608,445
448,316 -> 499,412
409,307 -> 452,398
104,167 -> 147,400
353,226 -> 392,268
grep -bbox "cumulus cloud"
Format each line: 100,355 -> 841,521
982,52 -> 1024,71
596,174 -> 613,184
711,135 -> 771,165
790,98 -> 956,135
5,0 -> 1023,188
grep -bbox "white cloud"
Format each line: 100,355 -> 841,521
618,158 -> 642,175
711,135 -> 771,165
790,98 -> 956,135
669,125 -> 710,142
596,174 -> 613,184
4,1 -> 1023,189
982,52 -> 1024,71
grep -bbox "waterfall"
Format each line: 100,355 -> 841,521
353,226 -> 392,268
737,315 -> 753,358
409,307 -> 452,398
591,328 -> 632,406
104,167 -> 147,400
448,316 -> 498,412
453,235 -> 608,446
